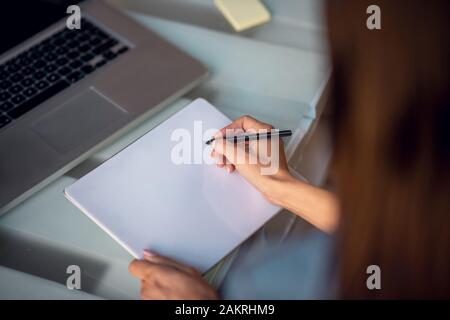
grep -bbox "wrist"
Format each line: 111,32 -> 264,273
264,169 -> 297,206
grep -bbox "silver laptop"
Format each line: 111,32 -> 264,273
0,0 -> 208,215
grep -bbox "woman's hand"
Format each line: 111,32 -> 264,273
212,115 -> 340,233
211,115 -> 294,204
129,251 -> 218,300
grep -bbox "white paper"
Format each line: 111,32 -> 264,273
65,98 -> 280,272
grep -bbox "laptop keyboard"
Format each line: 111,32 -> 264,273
0,18 -> 129,129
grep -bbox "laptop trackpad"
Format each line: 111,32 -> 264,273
32,88 -> 127,154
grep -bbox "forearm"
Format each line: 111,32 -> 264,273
269,176 -> 340,233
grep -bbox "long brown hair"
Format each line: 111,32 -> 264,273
327,0 -> 450,298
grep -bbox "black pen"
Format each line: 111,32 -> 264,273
205,129 -> 293,145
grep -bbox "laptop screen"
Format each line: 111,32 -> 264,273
0,0 -> 84,56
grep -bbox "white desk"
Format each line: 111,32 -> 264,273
0,0 -> 330,299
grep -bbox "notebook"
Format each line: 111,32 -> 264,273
64,98 -> 280,272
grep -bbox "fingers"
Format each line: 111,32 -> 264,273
129,251 -> 217,300
225,163 -> 235,173
143,251 -> 199,276
215,137 -> 249,166
140,286 -> 164,300
221,115 -> 273,132
129,257 -> 190,284
129,259 -> 154,279
129,257 -> 176,279
210,116 -> 274,174
240,116 -> 273,131
212,149 -> 227,168
213,138 -> 233,165
211,116 -> 272,163
210,144 -> 236,172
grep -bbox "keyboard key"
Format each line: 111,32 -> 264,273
5,64 -> 20,73
75,29 -> 89,40
0,115 -> 11,129
0,101 -> 14,112
67,50 -> 79,59
55,31 -> 68,40
56,57 -> 69,66
40,38 -> 52,47
89,37 -> 102,46
7,80 -> 70,119
44,53 -> 58,62
39,44 -> 55,53
11,56 -> 22,66
18,56 -> 32,66
33,71 -> 46,80
27,50 -> 41,61
46,74 -> 60,83
0,70 -> 9,80
95,59 -> 107,68
55,46 -> 68,55
117,46 -> 129,55
69,59 -> 83,69
23,87 -> 37,97
79,43 -> 91,52
93,39 -> 117,55
0,91 -> 12,101
11,94 -> 25,104
53,37 -> 66,46
44,64 -> 58,73
36,80 -> 49,90
64,30 -> 78,40
0,91 -> 11,102
78,34 -> 90,43
22,67 -> 34,76
67,71 -> 83,82
103,50 -> 117,60
58,67 -> 71,76
67,40 -> 79,49
32,59 -> 46,69
0,80 -> 12,90
9,73 -> 24,83
94,29 -> 108,40
9,84 -> 23,94
80,53 -> 95,62
80,65 -> 94,74
21,78 -> 34,87
15,51 -> 27,60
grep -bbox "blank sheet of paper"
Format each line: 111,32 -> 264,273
65,99 -> 280,272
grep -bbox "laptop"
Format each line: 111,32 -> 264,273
0,0 -> 208,215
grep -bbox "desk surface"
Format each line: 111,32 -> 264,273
0,0 -> 329,299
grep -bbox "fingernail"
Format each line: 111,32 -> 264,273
143,249 -> 156,258
227,167 -> 232,173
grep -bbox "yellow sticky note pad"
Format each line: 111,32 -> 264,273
215,0 -> 271,32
